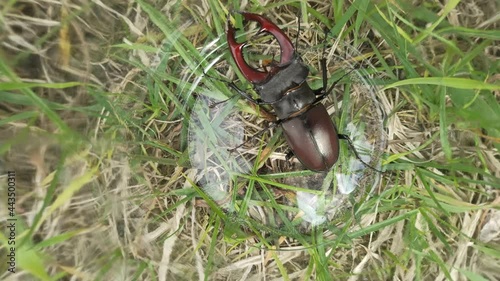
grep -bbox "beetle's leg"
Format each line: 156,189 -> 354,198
283,150 -> 296,170
322,69 -> 357,98
228,120 -> 282,153
320,27 -> 329,92
314,28 -> 357,102
338,134 -> 384,173
294,10 -> 302,53
207,85 -> 261,108
225,81 -> 277,106
202,69 -> 270,107
226,82 -> 264,104
313,27 -> 356,102
313,68 -> 357,103
285,150 -> 295,163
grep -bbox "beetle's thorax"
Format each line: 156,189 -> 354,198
255,55 -> 309,103
272,82 -> 316,120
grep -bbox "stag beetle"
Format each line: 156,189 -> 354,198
225,12 -> 380,172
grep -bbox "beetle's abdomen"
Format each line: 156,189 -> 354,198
281,104 -> 339,172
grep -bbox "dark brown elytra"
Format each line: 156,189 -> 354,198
225,11 -> 382,173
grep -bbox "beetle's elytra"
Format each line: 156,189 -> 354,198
226,12 -> 378,172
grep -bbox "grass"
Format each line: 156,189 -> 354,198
0,0 -> 499,280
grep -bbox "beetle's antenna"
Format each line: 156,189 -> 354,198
338,134 -> 384,173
